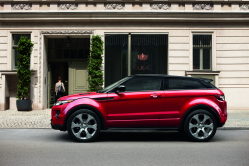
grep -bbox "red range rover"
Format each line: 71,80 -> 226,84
51,75 -> 227,142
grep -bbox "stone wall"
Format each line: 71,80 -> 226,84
0,1 -> 249,110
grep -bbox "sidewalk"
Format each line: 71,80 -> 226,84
0,109 -> 249,129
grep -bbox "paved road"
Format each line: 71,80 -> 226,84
0,129 -> 248,166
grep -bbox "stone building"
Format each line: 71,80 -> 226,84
0,1 -> 249,110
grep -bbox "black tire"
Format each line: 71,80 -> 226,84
184,109 -> 217,142
67,109 -> 101,142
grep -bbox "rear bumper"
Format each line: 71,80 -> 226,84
218,122 -> 226,128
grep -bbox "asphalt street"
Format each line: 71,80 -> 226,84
0,129 -> 248,166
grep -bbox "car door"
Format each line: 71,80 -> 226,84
107,76 -> 165,127
160,77 -> 208,127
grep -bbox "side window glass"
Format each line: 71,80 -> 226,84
122,77 -> 162,92
163,78 -> 206,90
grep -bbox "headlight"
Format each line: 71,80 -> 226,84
54,100 -> 74,106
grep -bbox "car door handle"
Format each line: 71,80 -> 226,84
150,94 -> 161,98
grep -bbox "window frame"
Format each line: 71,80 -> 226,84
190,31 -> 217,72
12,33 -> 31,70
107,76 -> 163,93
121,76 -> 163,92
192,34 -> 212,71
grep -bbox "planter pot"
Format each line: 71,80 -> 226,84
16,100 -> 32,111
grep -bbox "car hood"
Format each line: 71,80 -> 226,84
58,92 -> 107,101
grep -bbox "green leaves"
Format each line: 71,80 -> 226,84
87,35 -> 104,92
16,36 -> 34,100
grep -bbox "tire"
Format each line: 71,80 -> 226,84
184,109 -> 217,142
67,109 -> 101,142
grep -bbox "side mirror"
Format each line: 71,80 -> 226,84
115,85 -> 126,93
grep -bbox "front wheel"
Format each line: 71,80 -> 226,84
67,109 -> 101,142
184,109 -> 217,142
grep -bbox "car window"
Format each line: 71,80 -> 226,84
100,77 -> 131,93
163,78 -> 207,90
122,77 -> 162,92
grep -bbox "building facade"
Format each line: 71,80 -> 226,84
0,1 -> 249,110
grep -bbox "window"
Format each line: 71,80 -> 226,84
131,35 -> 168,76
105,34 -> 168,87
193,35 -> 212,70
105,34 -> 128,86
12,34 -> 31,69
122,77 -> 162,92
163,78 -> 207,90
48,38 -> 90,60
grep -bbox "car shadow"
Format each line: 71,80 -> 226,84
54,130 -> 227,143
98,130 -> 188,142
54,130 -> 188,142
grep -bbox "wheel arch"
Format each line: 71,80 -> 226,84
64,105 -> 106,130
179,104 -> 221,131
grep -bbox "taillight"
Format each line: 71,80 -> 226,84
215,95 -> 225,101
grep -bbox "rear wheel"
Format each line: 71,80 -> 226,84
67,109 -> 101,142
184,109 -> 217,142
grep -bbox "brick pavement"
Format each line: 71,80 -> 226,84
0,109 -> 249,129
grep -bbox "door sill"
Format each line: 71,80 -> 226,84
105,127 -> 179,130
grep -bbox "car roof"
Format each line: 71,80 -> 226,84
132,74 -> 213,82
133,74 -> 196,79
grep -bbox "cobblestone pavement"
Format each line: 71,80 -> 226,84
0,109 -> 249,128
0,109 -> 51,128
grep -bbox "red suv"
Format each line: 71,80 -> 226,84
51,75 -> 227,142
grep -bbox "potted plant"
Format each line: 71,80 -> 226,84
87,35 -> 104,92
16,36 -> 34,111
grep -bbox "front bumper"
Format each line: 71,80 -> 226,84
51,104 -> 69,126
51,120 -> 66,131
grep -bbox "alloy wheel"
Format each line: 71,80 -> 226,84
71,113 -> 98,140
184,109 -> 217,142
189,113 -> 214,140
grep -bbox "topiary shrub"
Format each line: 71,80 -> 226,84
16,36 -> 34,100
87,35 -> 104,92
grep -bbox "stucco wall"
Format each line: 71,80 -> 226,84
216,30 -> 249,109
0,20 -> 249,110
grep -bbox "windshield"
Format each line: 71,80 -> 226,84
99,77 -> 131,93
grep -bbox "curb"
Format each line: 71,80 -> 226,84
218,127 -> 249,130
0,128 -> 51,129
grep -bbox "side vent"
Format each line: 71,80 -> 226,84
92,97 -> 114,101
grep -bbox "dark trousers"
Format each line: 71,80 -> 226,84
56,92 -> 64,101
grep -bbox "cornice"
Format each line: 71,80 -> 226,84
0,0 -> 248,2
40,30 -> 93,34
0,10 -> 249,22
1,11 -> 249,23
